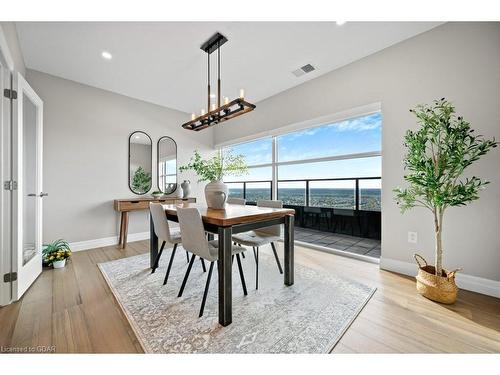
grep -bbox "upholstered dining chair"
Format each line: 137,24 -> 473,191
176,207 -> 248,317
149,203 -> 206,286
227,197 -> 246,205
231,199 -> 284,290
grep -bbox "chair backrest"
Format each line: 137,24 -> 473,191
227,197 -> 246,205
150,203 -> 174,242
176,207 -> 214,261
256,199 -> 283,237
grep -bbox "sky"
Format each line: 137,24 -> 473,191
223,112 -> 382,188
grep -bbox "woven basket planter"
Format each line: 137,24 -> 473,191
414,254 -> 460,304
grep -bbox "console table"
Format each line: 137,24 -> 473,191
114,197 -> 196,248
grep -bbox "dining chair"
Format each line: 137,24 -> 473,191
149,203 -> 205,286
231,199 -> 284,290
176,207 -> 248,317
227,197 -> 246,205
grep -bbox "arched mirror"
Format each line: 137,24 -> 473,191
157,136 -> 177,194
129,131 -> 152,195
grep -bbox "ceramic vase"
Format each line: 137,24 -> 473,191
181,180 -> 191,198
205,180 -> 228,209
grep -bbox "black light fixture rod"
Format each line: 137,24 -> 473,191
207,51 -> 211,114
217,41 -> 221,112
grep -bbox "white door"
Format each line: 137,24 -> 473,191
11,72 -> 44,300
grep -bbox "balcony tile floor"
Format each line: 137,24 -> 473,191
294,227 -> 381,258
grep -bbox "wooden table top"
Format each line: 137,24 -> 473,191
162,202 -> 295,227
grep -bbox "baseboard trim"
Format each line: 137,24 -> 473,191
380,257 -> 500,299
69,232 -> 150,252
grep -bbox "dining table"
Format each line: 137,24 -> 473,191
149,202 -> 295,326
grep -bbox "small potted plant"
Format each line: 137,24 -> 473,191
43,239 -> 72,269
151,190 -> 164,199
394,98 -> 497,304
179,150 -> 248,209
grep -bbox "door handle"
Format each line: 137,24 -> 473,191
40,192 -> 48,197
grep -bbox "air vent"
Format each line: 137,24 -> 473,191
292,64 -> 316,77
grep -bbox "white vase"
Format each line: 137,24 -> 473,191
205,180 -> 228,209
53,259 -> 66,269
181,180 -> 191,198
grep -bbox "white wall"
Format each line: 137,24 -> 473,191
214,22 -> 500,286
26,69 -> 214,244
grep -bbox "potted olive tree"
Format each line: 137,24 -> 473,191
394,98 -> 497,304
180,150 -> 248,209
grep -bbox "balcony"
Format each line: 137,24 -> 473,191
226,177 -> 381,259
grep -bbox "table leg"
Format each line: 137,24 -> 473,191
118,212 -> 125,247
284,214 -> 294,286
217,226 -> 232,326
150,213 -> 158,269
121,211 -> 129,249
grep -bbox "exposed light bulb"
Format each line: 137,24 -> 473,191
239,89 -> 245,99
211,103 -> 216,111
201,109 -> 206,116
191,113 -> 196,120
224,97 -> 229,105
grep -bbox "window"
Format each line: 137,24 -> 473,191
221,111 -> 381,211
223,137 -> 272,166
277,112 -> 381,162
158,159 -> 176,191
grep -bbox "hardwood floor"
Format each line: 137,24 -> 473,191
1,240 -> 499,353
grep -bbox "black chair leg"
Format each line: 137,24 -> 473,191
199,261 -> 215,317
200,258 -> 207,272
270,242 -> 283,274
252,247 -> 259,290
185,250 -> 189,263
236,253 -> 247,296
151,241 -> 166,274
162,243 -> 178,286
178,254 -> 196,297
241,251 -> 245,259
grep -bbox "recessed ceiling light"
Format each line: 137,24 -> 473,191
101,51 -> 113,60
336,21 -> 346,26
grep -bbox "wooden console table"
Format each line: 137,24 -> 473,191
114,197 -> 196,248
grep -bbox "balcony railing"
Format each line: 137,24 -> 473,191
225,177 -> 381,211
225,177 -> 381,239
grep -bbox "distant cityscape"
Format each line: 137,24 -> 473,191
228,187 -> 381,211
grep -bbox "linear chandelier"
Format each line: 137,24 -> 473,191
181,32 -> 256,131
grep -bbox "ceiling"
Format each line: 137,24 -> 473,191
16,22 -> 442,114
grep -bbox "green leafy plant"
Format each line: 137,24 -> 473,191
394,98 -> 497,276
179,150 -> 248,182
131,166 -> 152,193
43,239 -> 72,266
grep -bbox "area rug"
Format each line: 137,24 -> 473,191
98,247 -> 376,353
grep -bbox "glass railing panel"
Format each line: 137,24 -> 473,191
277,181 -> 306,205
245,181 -> 272,203
359,178 -> 381,211
309,180 -> 356,209
226,182 -> 244,199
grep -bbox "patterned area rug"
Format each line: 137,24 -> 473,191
98,247 -> 375,353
